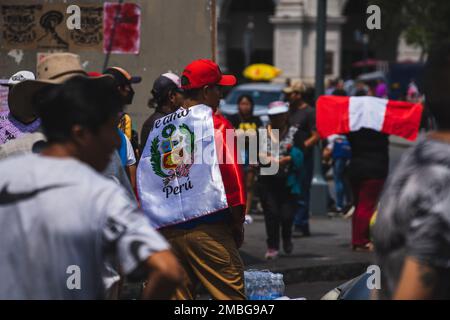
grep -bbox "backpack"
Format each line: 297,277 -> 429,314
332,137 -> 351,159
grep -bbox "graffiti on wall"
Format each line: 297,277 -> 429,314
1,5 -> 42,48
0,2 -> 140,54
70,6 -> 103,47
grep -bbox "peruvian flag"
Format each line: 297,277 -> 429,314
316,96 -> 424,141
137,105 -> 245,229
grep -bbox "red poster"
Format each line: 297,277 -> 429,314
103,3 -> 140,54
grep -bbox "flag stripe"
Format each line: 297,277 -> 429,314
213,114 -> 246,212
316,96 -> 350,138
349,96 -> 388,132
382,100 -> 423,141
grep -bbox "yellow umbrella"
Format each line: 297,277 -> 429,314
243,64 -> 282,81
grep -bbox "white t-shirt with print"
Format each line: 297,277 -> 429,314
0,154 -> 169,299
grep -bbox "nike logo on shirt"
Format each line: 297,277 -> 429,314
0,184 -> 68,205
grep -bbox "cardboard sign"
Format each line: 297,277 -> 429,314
0,2 -> 103,51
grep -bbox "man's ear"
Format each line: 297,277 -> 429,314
202,85 -> 210,99
71,124 -> 90,146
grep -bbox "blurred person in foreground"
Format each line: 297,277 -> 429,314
228,94 -> 263,224
373,44 -> 450,300
0,75 -> 181,299
258,101 -> 305,260
95,69 -> 139,191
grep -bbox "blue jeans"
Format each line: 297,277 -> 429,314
294,152 -> 313,228
333,158 -> 348,210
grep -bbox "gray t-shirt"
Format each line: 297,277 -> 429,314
102,151 -> 136,201
0,154 -> 169,299
374,138 -> 450,299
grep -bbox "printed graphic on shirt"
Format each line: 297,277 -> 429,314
0,183 -> 68,205
150,123 -> 195,187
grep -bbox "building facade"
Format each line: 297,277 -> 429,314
216,0 -> 422,84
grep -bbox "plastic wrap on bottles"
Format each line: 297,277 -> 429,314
244,270 -> 285,300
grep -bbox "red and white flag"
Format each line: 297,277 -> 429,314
137,105 -> 246,229
316,96 -> 424,141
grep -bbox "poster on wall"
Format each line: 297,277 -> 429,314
0,2 -> 103,51
103,2 -> 141,54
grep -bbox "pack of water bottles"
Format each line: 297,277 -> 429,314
244,270 -> 285,300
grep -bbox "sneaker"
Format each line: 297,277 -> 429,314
265,249 -> 279,260
343,206 -> 355,219
244,215 -> 253,225
283,240 -> 293,255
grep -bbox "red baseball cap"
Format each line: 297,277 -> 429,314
181,59 -> 236,90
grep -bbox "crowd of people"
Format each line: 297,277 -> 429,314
1,43 -> 450,300
0,54 -> 248,300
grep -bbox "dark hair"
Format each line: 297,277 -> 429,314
154,88 -> 179,108
354,89 -> 367,97
237,94 -> 254,107
424,44 -> 450,129
332,89 -> 347,97
34,76 -> 123,142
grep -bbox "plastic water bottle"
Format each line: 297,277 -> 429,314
256,272 -> 266,300
244,271 -> 252,299
269,273 -> 279,299
245,270 -> 261,300
245,270 -> 285,300
278,274 -> 285,297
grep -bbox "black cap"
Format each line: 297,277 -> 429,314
152,73 -> 183,101
104,66 -> 142,86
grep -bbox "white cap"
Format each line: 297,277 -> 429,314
162,72 -> 182,88
2,70 -> 35,87
267,101 -> 289,115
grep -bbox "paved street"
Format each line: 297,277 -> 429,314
240,214 -> 374,299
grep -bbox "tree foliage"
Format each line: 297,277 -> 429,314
370,0 -> 450,57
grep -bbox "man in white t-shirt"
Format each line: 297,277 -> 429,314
0,75 -> 182,299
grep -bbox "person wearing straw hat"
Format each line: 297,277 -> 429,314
0,53 -> 94,159
8,53 -> 93,123
258,101 -> 306,260
1,53 -> 137,200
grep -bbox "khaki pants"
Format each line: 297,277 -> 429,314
161,221 -> 246,300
